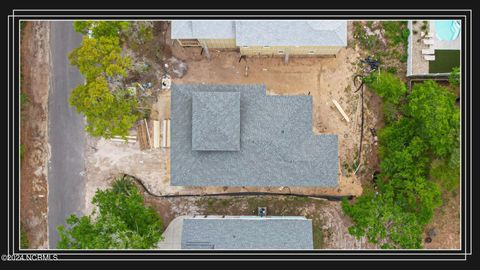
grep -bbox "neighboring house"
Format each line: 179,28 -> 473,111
170,84 -> 338,187
407,20 -> 461,77
158,215 -> 313,249
171,20 -> 347,56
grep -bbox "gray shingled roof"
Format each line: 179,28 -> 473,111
181,217 -> 313,249
235,20 -> 347,46
170,20 -> 236,39
171,20 -> 347,47
192,91 -> 240,151
171,84 -> 339,187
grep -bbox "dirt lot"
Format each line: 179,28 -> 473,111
82,21 -> 382,248
423,192 -> 461,249
80,21 -> 458,250
20,21 -> 50,249
84,43 -> 383,200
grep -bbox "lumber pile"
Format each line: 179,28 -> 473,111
332,99 -> 350,123
110,135 -> 137,143
161,119 -> 170,148
136,120 -> 151,150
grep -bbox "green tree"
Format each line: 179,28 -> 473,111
69,36 -> 131,81
73,21 -> 130,39
57,176 -> 163,249
343,78 -> 452,249
342,187 -> 425,249
364,71 -> 408,105
406,80 -> 460,157
69,77 -> 140,138
449,67 -> 460,87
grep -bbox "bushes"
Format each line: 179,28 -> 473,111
20,225 -> 29,249
57,176 -> 163,249
343,79 -> 459,249
381,21 -> 409,47
449,67 -> 460,87
364,71 -> 407,105
20,92 -> 29,109
406,80 -> 460,157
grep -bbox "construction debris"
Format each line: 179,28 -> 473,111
136,120 -> 150,150
332,99 -> 350,123
153,120 -> 160,148
161,74 -> 171,89
166,57 -> 188,78
161,119 -> 171,148
111,135 -> 137,144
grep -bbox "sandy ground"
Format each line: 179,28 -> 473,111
79,21 -> 458,250
423,192 -> 461,249
20,21 -> 50,249
83,46 -> 383,208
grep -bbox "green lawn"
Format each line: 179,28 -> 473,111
429,50 -> 460,73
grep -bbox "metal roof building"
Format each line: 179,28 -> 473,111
179,216 -> 313,250
170,84 -> 339,187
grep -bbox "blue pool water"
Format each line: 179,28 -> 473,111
435,20 -> 461,41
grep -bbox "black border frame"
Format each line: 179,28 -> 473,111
4,9 -> 474,261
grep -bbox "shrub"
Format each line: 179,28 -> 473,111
20,225 -> 29,249
57,176 -> 163,249
449,67 -> 460,87
20,92 -> 29,109
364,71 -> 407,105
407,80 -> 460,157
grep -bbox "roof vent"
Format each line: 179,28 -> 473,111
258,207 -> 267,217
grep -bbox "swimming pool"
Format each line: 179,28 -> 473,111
435,20 -> 461,41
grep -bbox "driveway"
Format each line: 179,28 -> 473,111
48,21 -> 86,248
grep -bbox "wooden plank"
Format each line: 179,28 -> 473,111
166,119 -> 171,148
332,99 -> 350,123
144,119 -> 151,148
162,119 -> 167,148
153,120 -> 160,148
136,122 -> 149,150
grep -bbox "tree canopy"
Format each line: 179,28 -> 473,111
343,79 -> 457,249
69,77 -> 140,139
57,176 -> 163,249
73,21 -> 130,39
406,80 -> 460,157
69,36 -> 131,82
68,23 -> 139,139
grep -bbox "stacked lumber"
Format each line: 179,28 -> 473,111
153,120 -> 160,148
136,120 -> 150,150
161,119 -> 171,148
110,135 -> 137,143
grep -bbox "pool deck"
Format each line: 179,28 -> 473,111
407,20 -> 461,76
429,20 -> 461,50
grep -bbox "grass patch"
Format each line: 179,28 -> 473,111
429,50 -> 461,73
20,144 -> 25,161
381,21 -> 409,47
20,225 -> 29,249
20,92 -> 29,110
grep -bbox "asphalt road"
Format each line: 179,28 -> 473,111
48,21 -> 86,248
